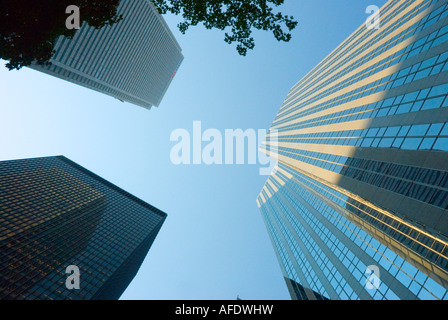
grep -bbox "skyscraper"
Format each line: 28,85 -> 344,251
258,0 -> 448,300
0,156 -> 167,300
29,0 -> 183,110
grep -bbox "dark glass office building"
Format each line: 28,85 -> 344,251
258,0 -> 448,299
0,156 -> 166,300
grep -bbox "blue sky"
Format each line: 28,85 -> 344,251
0,0 -> 387,300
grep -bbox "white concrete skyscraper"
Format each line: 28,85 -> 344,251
29,0 -> 183,110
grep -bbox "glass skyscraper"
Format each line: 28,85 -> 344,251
29,0 -> 184,110
258,0 -> 448,300
0,156 -> 166,300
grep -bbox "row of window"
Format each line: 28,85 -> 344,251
286,0 -> 406,97
284,17 -> 448,122
276,143 -> 448,209
277,0 -> 446,124
274,80 -> 448,134
0,157 -> 164,299
276,164 -> 448,299
262,198 -> 339,299
276,43 -> 448,132
278,117 -> 448,153
50,0 -> 181,104
282,0 -> 438,112
265,171 -> 399,299
280,189 -> 365,299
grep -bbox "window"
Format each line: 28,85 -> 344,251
402,137 -> 423,150
433,138 -> 448,151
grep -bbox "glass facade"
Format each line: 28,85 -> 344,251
0,156 -> 166,300
258,0 -> 448,300
29,0 -> 184,109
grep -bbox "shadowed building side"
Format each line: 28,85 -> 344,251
0,168 -> 106,299
0,156 -> 167,300
285,277 -> 329,300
